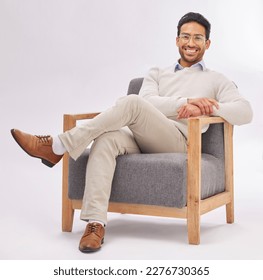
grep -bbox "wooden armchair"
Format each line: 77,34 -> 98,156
61,79 -> 234,245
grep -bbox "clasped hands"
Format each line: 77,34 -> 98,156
177,98 -> 219,119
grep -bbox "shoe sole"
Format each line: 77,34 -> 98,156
11,129 -> 55,168
79,238 -> 104,253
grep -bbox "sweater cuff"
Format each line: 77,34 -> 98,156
176,97 -> 188,110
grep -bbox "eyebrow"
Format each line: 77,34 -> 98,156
180,32 -> 205,36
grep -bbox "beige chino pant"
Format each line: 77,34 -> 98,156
59,95 -> 187,224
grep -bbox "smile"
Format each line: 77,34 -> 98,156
184,48 -> 198,53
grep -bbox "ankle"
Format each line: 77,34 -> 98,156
88,220 -> 105,227
52,136 -> 66,155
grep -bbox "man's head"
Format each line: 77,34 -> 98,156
177,12 -> 211,40
176,12 -> 211,67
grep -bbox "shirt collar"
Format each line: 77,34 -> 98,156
175,60 -> 206,72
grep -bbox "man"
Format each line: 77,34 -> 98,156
11,12 -> 253,253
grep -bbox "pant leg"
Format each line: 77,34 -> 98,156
59,95 -> 187,160
80,128 -> 140,225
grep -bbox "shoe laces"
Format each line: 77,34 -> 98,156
85,223 -> 101,236
35,135 -> 51,144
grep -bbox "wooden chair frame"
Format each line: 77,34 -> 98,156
62,113 -> 234,244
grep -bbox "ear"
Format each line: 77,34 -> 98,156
176,37 -> 180,47
205,39 -> 211,50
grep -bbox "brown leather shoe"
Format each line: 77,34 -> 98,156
79,223 -> 105,253
11,129 -> 63,168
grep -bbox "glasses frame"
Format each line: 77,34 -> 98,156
179,33 -> 207,44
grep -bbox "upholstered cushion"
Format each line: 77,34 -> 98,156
127,78 -> 144,95
68,147 -> 224,208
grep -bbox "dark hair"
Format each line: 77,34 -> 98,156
177,12 -> 211,40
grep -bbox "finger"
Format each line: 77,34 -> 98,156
177,105 -> 188,119
203,100 -> 216,115
204,102 -> 214,115
177,107 -> 186,119
177,107 -> 183,119
198,101 -> 207,115
208,99 -> 219,109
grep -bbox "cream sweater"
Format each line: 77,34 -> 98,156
139,64 -> 253,137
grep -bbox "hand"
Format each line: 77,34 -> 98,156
177,104 -> 202,119
187,98 -> 219,115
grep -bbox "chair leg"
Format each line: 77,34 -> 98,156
224,121 -> 234,224
187,211 -> 200,245
62,151 -> 74,232
187,118 -> 201,245
226,202 -> 234,224
62,198 -> 74,232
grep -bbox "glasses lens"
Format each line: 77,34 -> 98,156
180,34 -> 205,43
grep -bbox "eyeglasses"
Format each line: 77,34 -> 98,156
179,33 -> 206,44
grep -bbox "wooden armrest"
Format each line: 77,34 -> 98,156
187,116 -> 228,164
188,116 -> 226,125
63,112 -> 100,132
187,116 -> 234,243
187,116 -> 233,225
64,112 -> 101,121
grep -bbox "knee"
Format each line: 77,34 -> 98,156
117,95 -> 148,114
117,94 -> 143,107
126,94 -> 141,102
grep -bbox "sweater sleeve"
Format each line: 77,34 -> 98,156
138,67 -> 187,117
212,75 -> 253,125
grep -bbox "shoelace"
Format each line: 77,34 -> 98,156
84,223 -> 101,236
35,135 -> 51,144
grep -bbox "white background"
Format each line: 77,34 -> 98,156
0,0 -> 263,261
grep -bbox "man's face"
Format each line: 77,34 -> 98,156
176,21 -> 211,67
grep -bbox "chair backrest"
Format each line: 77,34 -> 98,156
127,78 -> 144,95
127,78 -> 224,159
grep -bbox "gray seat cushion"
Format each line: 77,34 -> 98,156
68,149 -> 224,208
68,123 -> 225,208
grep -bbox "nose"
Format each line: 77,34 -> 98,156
187,36 -> 196,46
